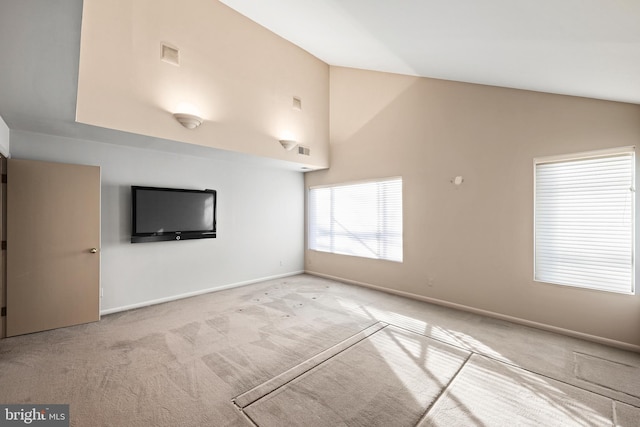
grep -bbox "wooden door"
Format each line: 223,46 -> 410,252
7,159 -> 100,336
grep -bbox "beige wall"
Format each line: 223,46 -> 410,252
77,0 -> 329,170
305,66 -> 640,350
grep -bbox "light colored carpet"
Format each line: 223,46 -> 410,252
574,352 -> 640,398
0,276 -> 378,426
234,322 -> 388,408
614,401 -> 640,427
241,325 -> 470,426
0,274 -> 639,426
334,290 -> 640,407
419,354 -> 619,427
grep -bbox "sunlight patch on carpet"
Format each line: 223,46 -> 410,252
419,354 -> 614,426
234,324 -> 470,427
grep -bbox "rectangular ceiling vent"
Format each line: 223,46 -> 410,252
298,146 -> 310,156
161,43 -> 180,66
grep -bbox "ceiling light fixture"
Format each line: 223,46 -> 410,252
173,113 -> 203,129
279,139 -> 298,151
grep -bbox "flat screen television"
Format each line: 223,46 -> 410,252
131,186 -> 216,243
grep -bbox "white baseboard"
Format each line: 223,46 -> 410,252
100,271 -> 304,316
306,270 -> 640,353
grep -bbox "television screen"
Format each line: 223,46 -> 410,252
131,186 -> 216,243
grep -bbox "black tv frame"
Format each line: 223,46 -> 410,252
131,186 -> 216,243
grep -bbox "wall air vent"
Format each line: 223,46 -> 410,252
161,43 -> 179,66
298,146 -> 310,156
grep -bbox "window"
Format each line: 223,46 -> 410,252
534,147 -> 635,294
308,177 -> 403,262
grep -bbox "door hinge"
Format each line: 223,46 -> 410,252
1,307 -> 5,317
1,241 -> 5,250
1,174 -> 6,184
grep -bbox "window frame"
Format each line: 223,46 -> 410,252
307,176 -> 403,263
533,146 -> 636,295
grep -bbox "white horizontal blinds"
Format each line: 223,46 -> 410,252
309,178 -> 403,262
308,187 -> 332,252
535,150 -> 635,294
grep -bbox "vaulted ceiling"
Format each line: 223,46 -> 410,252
221,0 -> 640,104
1,0 -> 638,166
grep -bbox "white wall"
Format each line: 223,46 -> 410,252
11,130 -> 304,313
0,115 -> 9,157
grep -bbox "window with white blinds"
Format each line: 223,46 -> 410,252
308,177 -> 403,262
534,148 -> 635,294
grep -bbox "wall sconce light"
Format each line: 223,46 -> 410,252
173,113 -> 203,129
279,139 -> 298,151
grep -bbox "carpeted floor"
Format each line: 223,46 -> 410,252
0,274 -> 638,426
240,323 -> 470,426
